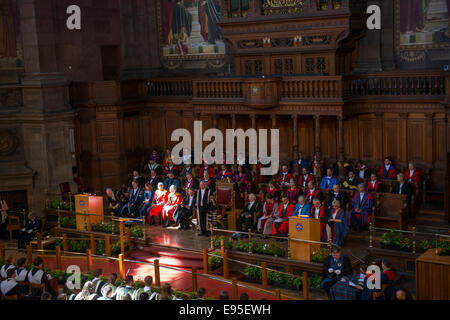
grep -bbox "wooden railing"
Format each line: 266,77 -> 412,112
147,78 -> 193,98
282,76 -> 343,99
69,72 -> 449,104
193,78 -> 243,99
344,72 -> 446,99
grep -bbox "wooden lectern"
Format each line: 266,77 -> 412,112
75,194 -> 104,231
289,216 -> 321,262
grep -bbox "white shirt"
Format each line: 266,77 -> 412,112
371,180 -> 376,188
359,170 -> 364,178
200,189 -> 205,206
399,184 -> 404,194
314,207 -> 320,219
248,201 -> 255,210
359,192 -> 365,203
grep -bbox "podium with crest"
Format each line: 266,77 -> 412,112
75,194 -> 104,231
288,216 -> 321,261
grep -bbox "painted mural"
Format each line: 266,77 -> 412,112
158,0 -> 226,70
397,0 -> 450,64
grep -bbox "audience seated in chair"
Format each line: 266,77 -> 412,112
320,169 -> 339,190
378,156 -> 398,180
272,194 -> 294,238
367,173 -> 383,193
257,194 -> 278,235
321,247 -> 352,296
325,200 -> 347,246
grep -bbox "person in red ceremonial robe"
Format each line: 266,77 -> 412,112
216,164 -> 232,181
348,183 -> 373,231
306,181 -> 322,204
148,182 -> 169,225
310,198 -> 326,240
287,179 -> 302,204
234,165 -> 250,192
257,194 -> 278,235
162,185 -> 182,227
404,162 -> 420,185
199,162 -> 214,180
278,165 -> 293,187
378,156 -> 398,180
272,195 -> 294,237
367,173 -> 383,193
264,181 -> 280,202
298,167 -> 315,188
163,159 -> 179,176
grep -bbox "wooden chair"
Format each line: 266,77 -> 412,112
372,284 -> 390,300
30,282 -> 46,295
6,215 -> 21,240
215,182 -> 236,230
375,194 -> 408,229
1,294 -> 18,300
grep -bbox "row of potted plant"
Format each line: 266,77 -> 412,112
243,264 -> 322,291
59,218 -> 144,238
211,235 -> 286,257
55,238 -> 129,257
380,230 -> 450,254
47,200 -> 74,211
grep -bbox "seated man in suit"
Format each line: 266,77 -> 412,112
392,173 -> 413,217
163,171 -> 180,191
298,167 -> 315,188
128,170 -> 144,190
120,181 -> 142,218
174,188 -> 196,230
146,169 -> 161,190
105,188 -> 127,217
348,183 -> 373,231
325,184 -> 347,215
367,173 -> 383,193
378,156 -> 398,180
321,247 -> 352,296
18,212 -> 42,249
237,194 -> 262,233
320,169 -> 339,190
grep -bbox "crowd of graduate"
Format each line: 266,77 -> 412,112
105,149 -> 420,247
0,255 -> 255,301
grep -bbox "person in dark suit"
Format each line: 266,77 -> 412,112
174,188 -> 197,230
392,173 -> 413,217
18,212 -> 42,249
237,194 -> 262,233
321,247 -> 352,296
146,170 -> 162,191
325,184 -> 347,215
105,188 -> 127,217
121,181 -> 142,217
196,181 -> 213,236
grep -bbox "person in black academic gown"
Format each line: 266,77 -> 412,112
18,212 -> 42,249
27,256 -> 56,298
321,247 -> 352,296
325,184 -> 347,216
391,173 -> 413,217
0,268 -> 21,299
